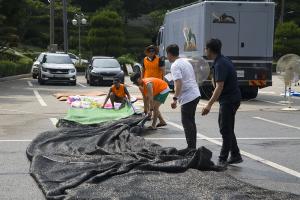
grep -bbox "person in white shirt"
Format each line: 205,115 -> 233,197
167,44 -> 201,150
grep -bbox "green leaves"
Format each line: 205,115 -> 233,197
274,21 -> 300,57
88,10 -> 125,56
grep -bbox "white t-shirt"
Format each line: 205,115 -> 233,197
170,58 -> 201,105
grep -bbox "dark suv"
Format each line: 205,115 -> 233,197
85,57 -> 125,86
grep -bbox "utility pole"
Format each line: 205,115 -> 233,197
279,0 -> 285,23
62,0 -> 68,53
50,0 -> 55,45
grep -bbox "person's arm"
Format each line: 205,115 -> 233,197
102,88 -> 112,108
124,87 -> 131,101
139,86 -> 149,114
202,81 -> 224,115
141,60 -> 145,78
170,63 -> 182,109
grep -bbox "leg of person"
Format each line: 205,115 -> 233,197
151,101 -> 162,128
228,102 -> 243,164
218,103 -> 235,166
157,111 -> 167,127
154,92 -> 169,127
181,97 -> 200,149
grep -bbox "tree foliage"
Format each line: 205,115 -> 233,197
274,21 -> 300,57
88,10 -> 125,56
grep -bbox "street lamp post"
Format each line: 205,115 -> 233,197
72,13 -> 87,65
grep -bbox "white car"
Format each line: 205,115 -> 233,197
31,52 -> 45,79
38,53 -> 77,85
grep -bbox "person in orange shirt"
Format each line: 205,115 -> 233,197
102,78 -> 131,109
142,45 -> 165,79
130,72 -> 169,129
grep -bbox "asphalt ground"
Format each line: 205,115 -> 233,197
0,75 -> 300,199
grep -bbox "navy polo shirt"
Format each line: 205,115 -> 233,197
213,55 -> 241,104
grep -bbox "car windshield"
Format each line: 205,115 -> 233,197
93,59 -> 120,68
45,55 -> 73,64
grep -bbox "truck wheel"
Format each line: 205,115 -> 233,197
240,87 -> 258,100
200,85 -> 213,99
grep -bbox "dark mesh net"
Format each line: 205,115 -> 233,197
27,115 -> 300,200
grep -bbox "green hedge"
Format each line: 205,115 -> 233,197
0,58 -> 33,78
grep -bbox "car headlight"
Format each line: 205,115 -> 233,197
42,67 -> 48,72
69,69 -> 76,73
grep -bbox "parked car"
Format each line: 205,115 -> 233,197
37,53 -> 77,85
85,57 -> 125,86
31,52 -> 45,79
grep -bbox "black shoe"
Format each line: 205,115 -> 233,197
228,156 -> 243,164
217,160 -> 228,169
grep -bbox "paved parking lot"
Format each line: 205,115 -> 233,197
0,75 -> 299,199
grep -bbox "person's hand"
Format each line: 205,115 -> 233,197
171,100 -> 177,109
201,104 -> 212,116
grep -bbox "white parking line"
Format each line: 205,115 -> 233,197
253,117 -> 300,131
77,82 -> 87,88
33,90 -> 47,106
49,118 -> 58,126
167,121 -> 300,178
145,137 -> 300,140
258,91 -> 276,94
0,140 -> 32,142
256,99 -> 286,106
27,81 -> 33,87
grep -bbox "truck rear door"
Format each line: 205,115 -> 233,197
239,12 -> 268,57
210,11 -> 239,57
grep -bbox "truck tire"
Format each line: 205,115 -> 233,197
240,86 -> 258,100
200,85 -> 213,99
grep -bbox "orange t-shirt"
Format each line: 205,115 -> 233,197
111,84 -> 126,98
142,78 -> 168,96
143,55 -> 163,79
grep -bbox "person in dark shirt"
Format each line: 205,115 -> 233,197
202,38 -> 242,168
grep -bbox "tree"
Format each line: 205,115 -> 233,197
148,10 -> 166,43
274,21 -> 300,58
88,10 -> 125,56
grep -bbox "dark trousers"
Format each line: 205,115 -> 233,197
181,97 -> 200,149
218,102 -> 241,161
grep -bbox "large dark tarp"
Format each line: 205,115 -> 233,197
27,115 -> 300,200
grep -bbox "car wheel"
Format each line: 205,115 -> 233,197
89,75 -> 96,86
38,72 -> 45,85
70,80 -> 77,86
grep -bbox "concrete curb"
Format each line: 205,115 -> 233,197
0,74 -> 31,82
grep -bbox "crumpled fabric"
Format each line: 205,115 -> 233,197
27,115 -> 300,200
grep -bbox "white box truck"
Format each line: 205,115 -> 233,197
157,0 -> 275,99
